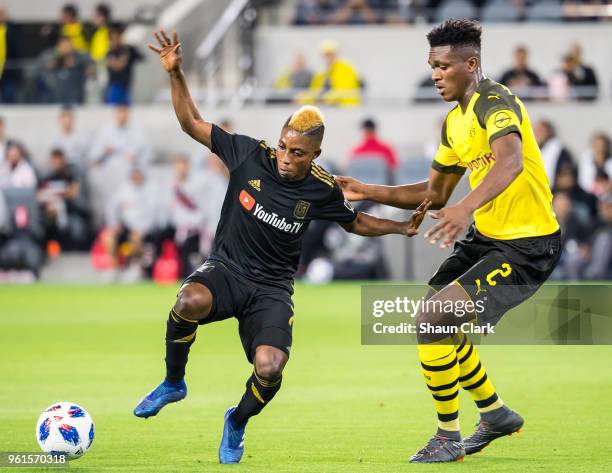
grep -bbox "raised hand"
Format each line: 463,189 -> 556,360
403,199 -> 432,236
424,203 -> 471,248
148,29 -> 182,73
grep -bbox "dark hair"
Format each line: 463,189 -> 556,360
50,148 -> 66,158
62,4 -> 79,19
592,132 -> 611,158
427,18 -> 482,51
361,118 -> 376,131
95,3 -> 111,20
539,119 -> 555,138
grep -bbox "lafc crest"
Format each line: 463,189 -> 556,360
293,200 -> 311,219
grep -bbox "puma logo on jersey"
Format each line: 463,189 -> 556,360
248,179 -> 261,191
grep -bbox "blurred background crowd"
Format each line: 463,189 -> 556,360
1,0 -> 611,284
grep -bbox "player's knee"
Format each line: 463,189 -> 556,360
254,347 -> 287,380
173,283 -> 212,321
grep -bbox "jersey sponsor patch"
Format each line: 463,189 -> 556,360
493,111 -> 512,129
239,189 -> 256,211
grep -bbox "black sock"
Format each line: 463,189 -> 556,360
231,371 -> 282,426
165,309 -> 198,383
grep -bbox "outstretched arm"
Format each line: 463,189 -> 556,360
149,30 -> 212,148
336,169 -> 461,210
340,200 -> 431,237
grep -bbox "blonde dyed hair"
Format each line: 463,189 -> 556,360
286,106 -> 325,134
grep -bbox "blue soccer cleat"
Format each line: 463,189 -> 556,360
218,406 -> 247,464
133,379 -> 187,418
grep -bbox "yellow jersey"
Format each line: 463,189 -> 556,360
0,23 -> 6,79
432,78 -> 559,240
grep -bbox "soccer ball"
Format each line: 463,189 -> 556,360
36,402 -> 94,459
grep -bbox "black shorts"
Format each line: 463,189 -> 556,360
182,260 -> 294,363
428,224 -> 561,327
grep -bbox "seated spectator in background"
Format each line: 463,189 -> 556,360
293,0 -> 339,25
331,0 -> 379,24
89,105 -> 151,220
0,142 -> 37,189
274,52 -> 313,93
89,3 -> 111,64
0,116 -> 16,164
582,192 -> 612,279
553,161 -> 597,220
348,118 -> 398,170
165,153 -> 207,276
105,24 -> 144,105
37,148 -> 91,250
578,132 -> 612,196
533,118 -> 574,186
102,167 -> 158,282
50,106 -> 88,170
0,4 -> 22,104
42,36 -> 93,104
299,40 -> 361,106
90,104 -> 151,169
551,190 -> 592,280
563,42 -> 598,101
498,45 -> 545,101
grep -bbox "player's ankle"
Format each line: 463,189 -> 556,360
163,378 -> 185,388
436,428 -> 461,442
480,404 -> 511,423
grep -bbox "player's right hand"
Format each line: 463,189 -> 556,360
148,29 -> 182,73
335,175 -> 368,201
403,198 -> 432,236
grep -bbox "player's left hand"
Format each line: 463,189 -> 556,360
424,204 -> 471,248
403,199 -> 432,236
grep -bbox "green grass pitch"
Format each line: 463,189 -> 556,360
1,283 -> 611,472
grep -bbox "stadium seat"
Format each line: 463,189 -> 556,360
526,0 -> 563,22
435,0 -> 478,23
481,0 -> 521,22
346,157 -> 392,186
396,158 -> 432,184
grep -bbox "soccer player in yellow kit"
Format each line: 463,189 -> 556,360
338,19 -> 561,463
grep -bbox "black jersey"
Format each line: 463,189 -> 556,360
208,124 -> 357,293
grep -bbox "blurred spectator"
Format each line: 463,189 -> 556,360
578,132 -> 612,196
49,107 -> 89,170
562,43 -> 598,101
104,24 -> 144,105
90,105 -> 151,169
274,52 -> 313,93
89,105 -> 151,220
164,153 -> 207,276
0,142 -> 37,189
299,40 -> 361,106
102,167 -> 158,281
0,4 -> 21,103
37,148 -> 91,250
414,74 -> 440,103
41,36 -> 93,104
498,45 -> 545,101
533,119 -> 574,186
551,190 -> 591,280
0,115 -> 15,164
331,0 -> 379,24
59,4 -> 87,52
293,0 -> 339,25
583,192 -> 612,279
552,161 -> 597,220
348,118 -> 398,170
90,4 -> 112,63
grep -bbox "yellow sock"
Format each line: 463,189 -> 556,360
418,342 -> 460,432
455,334 -> 504,413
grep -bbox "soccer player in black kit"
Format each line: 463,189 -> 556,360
134,30 -> 431,464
